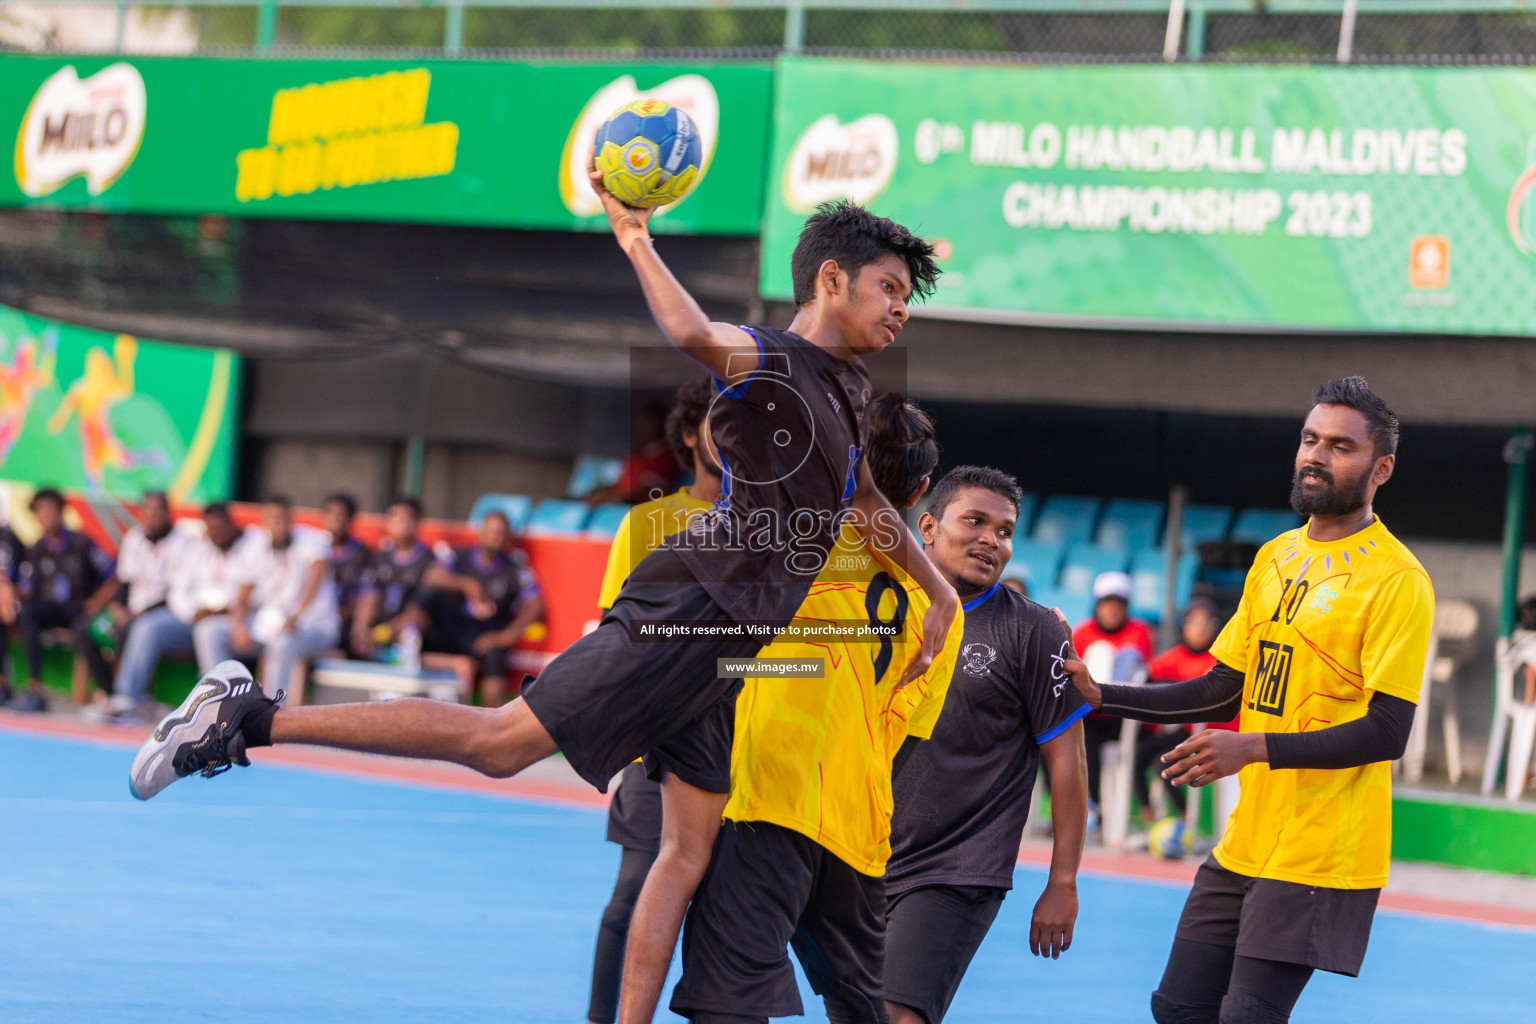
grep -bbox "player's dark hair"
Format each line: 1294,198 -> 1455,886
1312,376 -> 1399,457
790,200 -> 940,309
865,392 -> 939,507
925,465 -> 1023,524
263,494 -> 292,510
665,378 -> 715,468
29,487 -> 64,511
323,492 -> 357,519
482,510 -> 510,529
202,502 -> 230,520
386,495 -> 422,518
142,490 -> 168,507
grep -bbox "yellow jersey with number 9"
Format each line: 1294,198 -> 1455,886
726,521 -> 961,876
1210,515 -> 1433,889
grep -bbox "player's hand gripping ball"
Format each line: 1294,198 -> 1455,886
594,99 -> 703,209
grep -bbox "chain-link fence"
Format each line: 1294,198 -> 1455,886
4,2 -> 1536,63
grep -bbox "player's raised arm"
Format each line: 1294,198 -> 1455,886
589,154 -> 750,381
851,459 -> 958,687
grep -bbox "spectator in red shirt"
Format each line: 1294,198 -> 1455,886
586,404 -> 681,506
1072,572 -> 1155,823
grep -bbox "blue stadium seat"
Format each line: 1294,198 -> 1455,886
1058,543 -> 1131,597
1096,499 -> 1165,551
1179,504 -> 1234,549
1015,492 -> 1039,535
566,456 -> 624,499
467,494 -> 532,532
585,503 -> 631,538
1006,539 -> 1065,588
1129,547 -> 1199,624
1231,507 -> 1302,545
1031,495 -> 1101,546
1030,584 -> 1094,629
524,499 -> 591,535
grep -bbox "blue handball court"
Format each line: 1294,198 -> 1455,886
3,719 -> 1532,1024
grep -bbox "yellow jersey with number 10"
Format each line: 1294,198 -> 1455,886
1210,515 -> 1433,889
726,522 -> 962,876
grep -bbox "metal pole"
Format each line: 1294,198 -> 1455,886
113,0 -> 128,53
404,435 -> 427,499
1498,427 -> 1532,642
444,2 -> 466,55
1185,4 -> 1207,60
257,0 -> 279,51
1163,0 -> 1185,63
1159,486 -> 1186,651
783,3 -> 806,55
1337,0 -> 1358,64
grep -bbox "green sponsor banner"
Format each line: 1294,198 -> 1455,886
0,304 -> 239,502
0,55 -> 772,235
762,58 -> 1536,336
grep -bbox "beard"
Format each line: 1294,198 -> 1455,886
1290,465 -> 1369,517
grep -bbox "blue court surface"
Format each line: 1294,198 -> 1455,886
3,726 -> 1529,1023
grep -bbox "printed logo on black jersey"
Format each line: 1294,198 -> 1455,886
961,642 -> 998,678
1050,639 -> 1071,698
1249,640 -> 1293,717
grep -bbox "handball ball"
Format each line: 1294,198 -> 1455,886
1149,816 -> 1188,860
595,99 -> 703,209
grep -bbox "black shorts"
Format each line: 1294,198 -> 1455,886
883,884 -> 1007,1024
670,820 -> 888,1024
422,597 -> 509,679
606,762 -> 663,853
520,547 -> 759,793
1175,855 -> 1380,977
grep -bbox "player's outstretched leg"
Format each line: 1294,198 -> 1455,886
129,659 -> 557,800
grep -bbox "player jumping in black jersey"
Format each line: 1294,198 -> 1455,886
130,180 -> 958,1024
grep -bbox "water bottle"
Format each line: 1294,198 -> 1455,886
398,624 -> 421,674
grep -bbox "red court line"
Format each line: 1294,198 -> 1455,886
8,713 -> 1536,928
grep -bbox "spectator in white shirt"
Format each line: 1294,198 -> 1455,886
109,502 -> 246,719
102,492 -> 195,717
193,496 -> 338,703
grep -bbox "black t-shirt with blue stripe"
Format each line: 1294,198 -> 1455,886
887,582 -> 1091,894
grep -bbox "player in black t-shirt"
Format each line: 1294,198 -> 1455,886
0,522 -> 21,701
885,467 -> 1092,1024
11,487 -> 118,711
348,496 -> 435,660
417,510 -> 544,706
132,191 -> 957,1024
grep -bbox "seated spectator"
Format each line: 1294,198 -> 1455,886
416,510 -> 544,706
1129,599 -> 1225,832
1002,572 -> 1029,598
0,520 -> 20,702
350,496 -> 435,659
193,496 -> 339,704
9,488 -> 116,711
1071,570 -> 1155,826
102,492 -> 196,719
323,492 -> 372,646
585,403 -> 680,506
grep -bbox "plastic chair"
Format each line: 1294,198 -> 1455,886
1403,599 -> 1476,785
1032,496 -> 1101,547
566,456 -> 624,499
1058,543 -> 1130,598
1481,631 -> 1536,800
585,503 -> 632,538
1014,493 -> 1039,536
1096,499 -> 1165,552
523,499 -> 591,535
1128,548 -> 1198,625
1230,507 -> 1302,545
1178,505 -> 1234,549
1082,640 -> 1146,851
1031,585 -> 1093,628
1006,539 -> 1066,589
467,494 -> 532,532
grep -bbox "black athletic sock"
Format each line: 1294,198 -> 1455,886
242,704 -> 278,748
1218,955 -> 1313,1024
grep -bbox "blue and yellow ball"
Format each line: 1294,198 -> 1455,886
594,99 -> 703,210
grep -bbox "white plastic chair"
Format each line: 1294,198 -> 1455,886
1083,641 -> 1147,850
1480,631 -> 1536,800
1403,600 -> 1476,785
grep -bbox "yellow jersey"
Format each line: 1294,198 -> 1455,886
1210,515 -> 1433,889
725,522 -> 962,876
596,486 -> 714,609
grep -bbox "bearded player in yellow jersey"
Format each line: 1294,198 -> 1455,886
1066,377 -> 1433,1024
668,393 -> 961,1024
586,378 -> 718,1024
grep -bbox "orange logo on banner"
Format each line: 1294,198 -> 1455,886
1409,235 -> 1450,290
